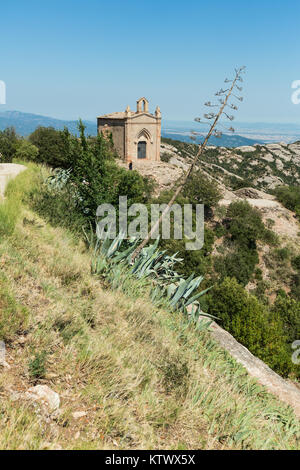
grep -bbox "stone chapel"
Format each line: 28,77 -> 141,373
97,97 -> 161,162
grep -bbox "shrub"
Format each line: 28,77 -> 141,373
28,123 -> 153,230
271,295 -> 300,346
160,152 -> 172,163
15,140 -> 39,161
183,170 -> 222,218
29,182 -> 86,233
214,247 -> 259,286
29,126 -> 79,169
161,226 -> 214,280
273,247 -> 291,262
214,201 -> 277,285
273,185 -> 300,215
207,278 -> 291,376
0,127 -> 18,163
152,189 -> 215,280
226,201 -> 270,248
254,267 -> 263,280
291,255 -> 300,271
28,351 -> 47,380
229,177 -> 253,190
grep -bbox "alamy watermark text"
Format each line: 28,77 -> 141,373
0,80 -> 6,104
96,196 -> 204,250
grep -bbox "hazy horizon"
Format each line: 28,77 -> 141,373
1,108 -> 300,129
1,108 -> 299,144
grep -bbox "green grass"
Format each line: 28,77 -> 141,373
0,198 -> 20,238
0,276 -> 28,342
0,163 -> 299,450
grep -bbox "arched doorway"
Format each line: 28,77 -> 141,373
138,141 -> 147,159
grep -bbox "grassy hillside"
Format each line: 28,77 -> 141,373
0,165 -> 299,450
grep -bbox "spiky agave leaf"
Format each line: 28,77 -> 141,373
89,232 -> 213,319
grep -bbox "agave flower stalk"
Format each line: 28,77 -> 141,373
131,66 -> 246,261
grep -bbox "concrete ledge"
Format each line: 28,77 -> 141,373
210,321 -> 300,418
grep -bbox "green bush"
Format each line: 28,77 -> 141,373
0,127 -> 18,163
160,152 -> 172,163
161,226 -> 214,281
229,177 -> 253,190
214,201 -> 277,285
273,247 -> 291,262
226,201 -> 273,248
28,123 -> 152,230
273,185 -> 300,215
183,170 -> 222,218
0,164 -> 43,238
15,140 -> 39,161
29,182 -> 86,233
270,295 -> 300,378
254,267 -> 263,280
292,255 -> 300,271
29,126 -> 80,169
151,189 -> 215,280
207,278 -> 291,376
214,247 -> 259,286
28,351 -> 47,380
271,295 -> 300,346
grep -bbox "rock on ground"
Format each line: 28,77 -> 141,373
25,385 -> 60,411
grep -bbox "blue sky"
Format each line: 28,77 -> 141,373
1,0 -> 300,123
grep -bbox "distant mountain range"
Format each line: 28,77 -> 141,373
163,120 -> 300,146
0,110 -> 299,148
161,130 -> 263,148
0,110 -> 96,137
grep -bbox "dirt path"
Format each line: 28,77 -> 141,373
0,163 -> 26,197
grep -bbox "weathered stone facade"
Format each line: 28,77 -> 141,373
97,97 -> 161,162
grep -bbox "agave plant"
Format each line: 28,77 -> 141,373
83,227 -> 215,321
47,168 -> 72,190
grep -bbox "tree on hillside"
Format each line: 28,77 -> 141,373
207,277 -> 291,376
29,126 -> 79,168
0,127 -> 18,163
71,120 -> 149,219
15,139 -> 39,161
183,170 -> 222,219
131,66 -> 246,260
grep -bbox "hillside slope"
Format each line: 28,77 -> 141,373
0,166 -> 299,450
161,139 -> 300,191
157,140 -> 300,297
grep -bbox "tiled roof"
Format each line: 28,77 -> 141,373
97,111 -> 156,119
97,111 -> 128,119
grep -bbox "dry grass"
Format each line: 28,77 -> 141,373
0,167 -> 299,450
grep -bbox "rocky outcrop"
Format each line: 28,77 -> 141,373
218,186 -> 300,240
25,385 -> 60,411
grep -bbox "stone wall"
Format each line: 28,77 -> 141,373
125,114 -> 161,162
97,110 -> 161,162
97,118 -> 125,158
